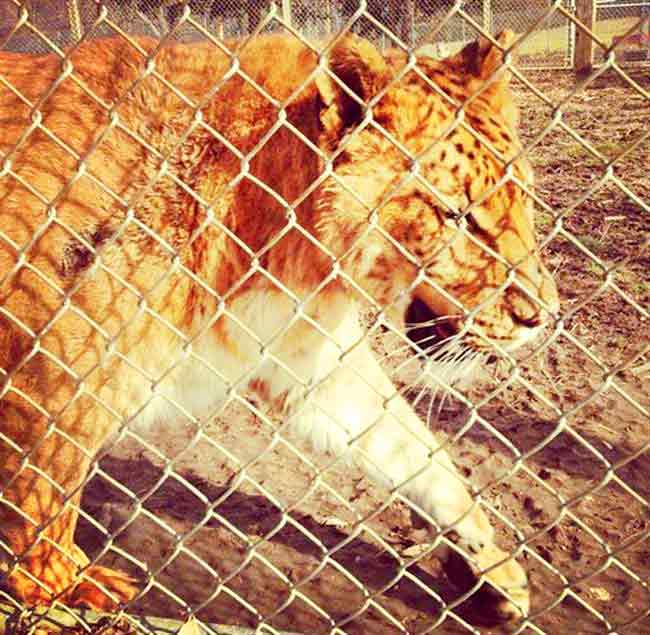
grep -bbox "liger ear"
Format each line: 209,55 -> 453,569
459,29 -> 516,82
443,29 -> 519,128
315,35 -> 390,143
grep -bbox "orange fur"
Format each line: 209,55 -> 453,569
0,31 -> 556,619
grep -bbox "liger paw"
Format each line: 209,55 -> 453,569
67,566 -> 139,611
8,555 -> 138,611
442,543 -> 529,627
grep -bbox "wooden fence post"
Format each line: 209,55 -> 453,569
406,0 -> 415,46
574,0 -> 596,74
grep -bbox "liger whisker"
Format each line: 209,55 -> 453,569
404,314 -> 458,331
385,333 -> 460,377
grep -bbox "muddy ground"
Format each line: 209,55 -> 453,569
76,68 -> 650,635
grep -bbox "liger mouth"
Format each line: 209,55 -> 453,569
402,298 -> 494,392
404,298 -> 460,356
405,298 -> 513,365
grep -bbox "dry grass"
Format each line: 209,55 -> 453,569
419,16 -> 646,67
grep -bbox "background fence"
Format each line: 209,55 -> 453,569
0,1 -> 649,635
2,0 -> 650,67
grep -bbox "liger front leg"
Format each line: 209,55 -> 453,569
0,397 -> 138,610
294,341 -> 529,625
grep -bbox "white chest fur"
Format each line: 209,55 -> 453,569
127,287 -> 358,431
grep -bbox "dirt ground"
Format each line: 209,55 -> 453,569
75,68 -> 650,635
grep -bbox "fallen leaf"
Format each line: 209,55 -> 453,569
589,587 -> 612,601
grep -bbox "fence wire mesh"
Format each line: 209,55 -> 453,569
0,1 -> 648,634
4,1 -> 650,66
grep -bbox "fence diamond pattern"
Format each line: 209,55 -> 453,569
0,2 -> 648,635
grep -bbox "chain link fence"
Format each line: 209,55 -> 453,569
595,1 -> 650,63
0,1 -> 649,634
3,1 -> 650,66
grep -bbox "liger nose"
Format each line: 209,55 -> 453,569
512,313 -> 544,329
509,262 -> 560,329
507,287 -> 556,330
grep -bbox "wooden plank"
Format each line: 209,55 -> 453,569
0,600 -> 302,635
574,0 -> 596,74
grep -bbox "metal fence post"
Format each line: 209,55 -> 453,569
482,0 -> 492,34
282,0 -> 292,27
568,0 -> 577,67
65,0 -> 83,41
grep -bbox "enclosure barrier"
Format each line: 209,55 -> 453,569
0,1 -> 649,634
5,1 -> 650,69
